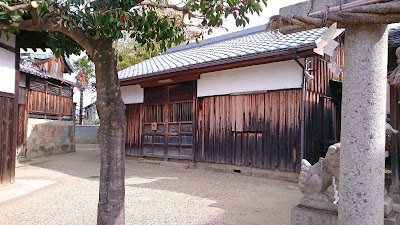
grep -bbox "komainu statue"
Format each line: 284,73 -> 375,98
298,122 -> 398,212
298,143 -> 340,212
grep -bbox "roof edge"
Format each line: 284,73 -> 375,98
120,47 -> 317,86
165,24 -> 267,54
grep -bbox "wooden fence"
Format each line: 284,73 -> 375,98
27,79 -> 73,116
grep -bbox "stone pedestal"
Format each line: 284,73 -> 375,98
292,205 -> 338,225
292,205 -> 400,225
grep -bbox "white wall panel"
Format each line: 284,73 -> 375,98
0,48 -> 15,94
121,84 -> 144,104
197,59 -> 303,97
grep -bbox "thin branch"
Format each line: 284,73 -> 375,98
139,0 -> 204,18
0,2 -> 30,11
0,1 -> 40,26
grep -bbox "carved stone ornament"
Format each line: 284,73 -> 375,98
298,143 -> 340,212
298,122 -> 398,212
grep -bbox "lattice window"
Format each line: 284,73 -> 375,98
47,83 -> 60,95
30,80 -> 45,92
169,102 -> 192,122
61,88 -> 71,97
145,105 -> 164,123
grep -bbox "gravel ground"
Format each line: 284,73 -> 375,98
0,145 -> 301,225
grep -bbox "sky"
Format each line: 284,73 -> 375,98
206,0 -> 306,38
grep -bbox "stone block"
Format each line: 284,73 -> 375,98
390,186 -> 400,195
291,205 -> 338,225
384,211 -> 400,225
386,197 -> 394,218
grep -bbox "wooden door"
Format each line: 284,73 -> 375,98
142,82 -> 194,160
142,86 -> 166,158
166,82 -> 194,160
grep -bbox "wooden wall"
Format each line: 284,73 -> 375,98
0,96 -> 16,185
125,104 -> 143,156
196,89 -> 302,172
17,104 -> 27,148
27,78 -> 73,117
304,38 -> 344,164
124,41 -> 344,171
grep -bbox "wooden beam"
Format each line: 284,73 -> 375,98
139,73 -> 200,88
0,91 -> 14,99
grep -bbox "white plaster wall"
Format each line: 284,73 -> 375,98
197,59 -> 303,97
121,84 -> 144,104
0,49 -> 15,94
0,32 -> 15,94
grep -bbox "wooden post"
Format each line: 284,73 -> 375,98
390,85 -> 400,189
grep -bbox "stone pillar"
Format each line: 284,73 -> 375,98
339,25 -> 388,225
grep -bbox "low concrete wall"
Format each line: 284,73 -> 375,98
75,125 -> 99,144
26,118 -> 75,158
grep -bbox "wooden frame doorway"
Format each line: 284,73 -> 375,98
142,81 -> 195,160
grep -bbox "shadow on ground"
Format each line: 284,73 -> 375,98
13,144 -> 301,225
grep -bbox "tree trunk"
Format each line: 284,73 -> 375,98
93,38 -> 126,225
79,89 -> 83,125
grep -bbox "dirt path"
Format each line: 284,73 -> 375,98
0,145 -> 301,225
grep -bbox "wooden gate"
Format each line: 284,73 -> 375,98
142,82 -> 194,160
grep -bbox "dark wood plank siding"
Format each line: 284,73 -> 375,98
125,104 -> 143,156
17,104 -> 27,148
17,87 -> 27,148
196,89 -> 301,172
303,37 -> 344,164
0,96 -> 16,185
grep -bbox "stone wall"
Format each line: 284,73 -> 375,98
26,118 -> 75,158
75,125 -> 99,144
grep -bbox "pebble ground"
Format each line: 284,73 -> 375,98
0,144 -> 301,225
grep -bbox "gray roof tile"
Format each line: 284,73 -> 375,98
389,26 -> 400,47
118,27 -> 327,81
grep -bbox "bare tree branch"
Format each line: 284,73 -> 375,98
139,0 -> 204,18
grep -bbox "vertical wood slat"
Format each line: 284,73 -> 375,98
0,97 -> 4,184
124,104 -> 143,157
27,90 -> 72,116
264,91 -> 271,169
215,96 -> 220,163
17,104 -> 27,148
194,89 -> 306,172
0,96 -> 15,185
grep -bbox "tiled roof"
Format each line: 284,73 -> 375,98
20,63 -> 48,78
118,26 -> 327,81
20,59 -> 75,85
389,26 -> 400,47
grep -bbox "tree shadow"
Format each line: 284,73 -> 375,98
16,145 -> 301,225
